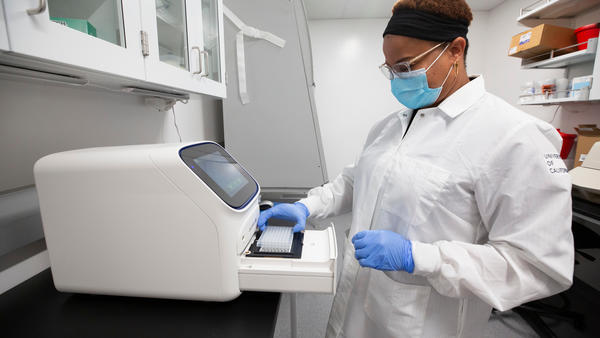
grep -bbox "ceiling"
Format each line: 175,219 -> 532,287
304,0 -> 506,20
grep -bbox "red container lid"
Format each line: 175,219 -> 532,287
557,128 -> 577,139
575,23 -> 600,34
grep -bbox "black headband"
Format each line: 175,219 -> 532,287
383,9 -> 469,42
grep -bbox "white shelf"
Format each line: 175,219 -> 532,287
156,12 -> 183,30
518,0 -> 600,26
522,38 -> 598,69
520,97 -> 599,105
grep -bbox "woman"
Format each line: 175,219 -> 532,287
258,0 -> 574,337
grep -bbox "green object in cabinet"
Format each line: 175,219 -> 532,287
50,17 -> 97,38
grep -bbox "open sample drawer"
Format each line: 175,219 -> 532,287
238,225 -> 337,294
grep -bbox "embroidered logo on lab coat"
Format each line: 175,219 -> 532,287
544,153 -> 568,174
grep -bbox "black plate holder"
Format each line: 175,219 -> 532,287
245,230 -> 304,259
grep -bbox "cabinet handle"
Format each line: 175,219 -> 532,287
192,46 -> 208,77
27,0 -> 47,15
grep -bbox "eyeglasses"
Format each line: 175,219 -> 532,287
379,42 -> 446,80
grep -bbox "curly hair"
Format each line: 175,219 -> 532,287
392,0 -> 473,25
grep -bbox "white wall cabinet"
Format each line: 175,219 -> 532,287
141,0 -> 225,97
0,0 -> 225,97
3,0 -> 146,81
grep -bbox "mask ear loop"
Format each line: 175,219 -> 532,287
425,43 -> 450,72
439,58 -> 456,88
438,59 -> 461,101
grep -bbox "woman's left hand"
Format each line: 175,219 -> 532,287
352,230 -> 414,273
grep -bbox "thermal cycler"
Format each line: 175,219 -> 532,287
34,142 -> 337,301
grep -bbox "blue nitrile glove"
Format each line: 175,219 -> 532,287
352,230 -> 414,273
257,202 -> 310,233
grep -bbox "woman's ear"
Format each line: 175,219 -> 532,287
449,37 -> 466,62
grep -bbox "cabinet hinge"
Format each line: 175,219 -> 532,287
141,31 -> 149,57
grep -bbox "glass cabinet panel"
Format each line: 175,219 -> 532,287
48,0 -> 125,47
155,0 -> 189,70
201,0 -> 221,82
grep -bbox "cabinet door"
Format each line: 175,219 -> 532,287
223,0 -> 327,190
3,0 -> 145,80
0,1 -> 8,51
198,0 -> 225,88
141,0 -> 225,97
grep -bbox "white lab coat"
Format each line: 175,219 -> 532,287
299,76 -> 574,338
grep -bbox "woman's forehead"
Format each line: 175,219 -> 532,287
383,35 -> 436,60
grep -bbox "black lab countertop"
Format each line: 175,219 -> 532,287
0,269 -> 280,338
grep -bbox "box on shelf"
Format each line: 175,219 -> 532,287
50,17 -> 97,38
574,125 -> 600,168
508,24 -> 576,59
571,75 -> 593,100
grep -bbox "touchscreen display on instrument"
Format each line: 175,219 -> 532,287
193,152 -> 249,197
180,143 -> 258,209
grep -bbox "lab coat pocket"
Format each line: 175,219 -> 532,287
380,157 -> 450,227
364,270 -> 431,338
328,237 -> 360,338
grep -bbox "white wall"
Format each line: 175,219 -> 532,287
0,78 -> 223,192
309,12 -> 489,180
309,19 -> 396,181
465,11 -> 488,76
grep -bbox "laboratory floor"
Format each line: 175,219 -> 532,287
273,213 -> 539,338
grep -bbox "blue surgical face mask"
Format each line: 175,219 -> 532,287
390,44 -> 454,109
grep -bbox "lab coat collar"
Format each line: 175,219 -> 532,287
437,75 -> 486,119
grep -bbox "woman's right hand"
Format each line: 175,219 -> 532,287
257,202 -> 310,233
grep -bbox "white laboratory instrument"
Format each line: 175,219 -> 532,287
571,141 -> 600,197
34,142 -> 337,301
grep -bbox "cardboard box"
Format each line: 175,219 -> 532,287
508,24 -> 576,59
574,125 -> 600,167
51,17 -> 97,38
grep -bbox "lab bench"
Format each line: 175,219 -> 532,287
0,269 -> 281,338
